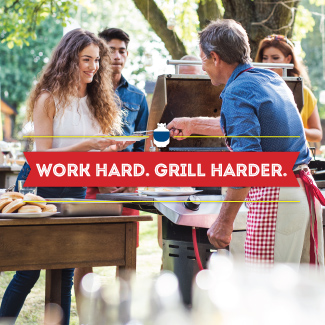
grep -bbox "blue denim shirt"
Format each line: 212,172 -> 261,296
117,75 -> 149,152
220,63 -> 311,169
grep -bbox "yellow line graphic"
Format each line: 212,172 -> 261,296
25,200 -> 300,203
23,135 -> 299,139
174,135 -> 300,138
23,135 -> 148,138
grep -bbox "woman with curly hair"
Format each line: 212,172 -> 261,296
255,34 -> 322,143
0,29 -> 131,324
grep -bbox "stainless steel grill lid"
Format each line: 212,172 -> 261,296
145,75 -> 225,152
145,74 -> 303,152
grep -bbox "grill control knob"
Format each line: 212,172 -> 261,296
184,195 -> 201,211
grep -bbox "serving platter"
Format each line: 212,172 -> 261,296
138,190 -> 202,197
0,212 -> 59,219
104,136 -> 148,142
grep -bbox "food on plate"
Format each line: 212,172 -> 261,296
1,192 -> 24,200
2,199 -> 25,213
0,192 -> 53,214
42,204 -> 57,212
18,205 -> 42,213
0,198 -> 13,211
23,193 -> 47,208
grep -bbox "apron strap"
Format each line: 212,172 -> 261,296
295,170 -> 325,265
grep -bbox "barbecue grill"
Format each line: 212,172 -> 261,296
99,62 -> 320,304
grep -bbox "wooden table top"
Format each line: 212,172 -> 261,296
0,215 -> 153,226
0,165 -> 22,172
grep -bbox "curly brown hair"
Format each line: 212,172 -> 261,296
27,28 -> 122,135
255,36 -> 311,87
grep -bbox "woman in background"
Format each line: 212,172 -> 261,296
255,34 -> 322,143
0,29 -> 131,324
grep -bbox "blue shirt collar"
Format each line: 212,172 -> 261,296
221,62 -> 253,98
116,75 -> 128,90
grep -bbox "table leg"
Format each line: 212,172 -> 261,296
45,269 -> 62,306
117,222 -> 137,280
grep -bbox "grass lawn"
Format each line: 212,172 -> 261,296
0,213 -> 161,324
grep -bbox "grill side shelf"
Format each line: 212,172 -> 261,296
96,193 -> 158,214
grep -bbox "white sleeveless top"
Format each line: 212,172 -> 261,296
51,95 -> 101,149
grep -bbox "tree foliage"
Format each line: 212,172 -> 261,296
132,0 -> 301,59
1,0 -> 321,112
0,0 -> 77,48
299,0 -> 325,115
0,0 -> 304,59
0,17 -> 63,108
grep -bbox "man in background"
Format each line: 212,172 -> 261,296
179,55 -> 203,75
100,28 -> 149,154
74,28 -> 149,316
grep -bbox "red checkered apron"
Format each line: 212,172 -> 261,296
245,187 -> 280,264
224,129 -> 279,263
225,128 -> 323,264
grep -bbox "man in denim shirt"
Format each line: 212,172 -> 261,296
168,19 -> 323,265
101,28 -> 149,152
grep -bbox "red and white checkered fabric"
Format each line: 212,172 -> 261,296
223,132 -> 280,264
245,187 -> 280,264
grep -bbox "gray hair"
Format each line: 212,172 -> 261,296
199,19 -> 251,65
180,55 -> 200,61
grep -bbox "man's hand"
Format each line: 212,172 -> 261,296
207,218 -> 233,248
167,116 -> 223,141
207,187 -> 251,249
167,117 -> 193,140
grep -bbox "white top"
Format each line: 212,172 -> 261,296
34,95 -> 101,150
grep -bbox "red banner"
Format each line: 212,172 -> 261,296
24,152 -> 299,187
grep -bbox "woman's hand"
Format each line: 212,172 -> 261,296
98,186 -> 137,193
107,140 -> 136,152
98,187 -> 118,193
110,187 -> 137,193
86,136 -> 117,151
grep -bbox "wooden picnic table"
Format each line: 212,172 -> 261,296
0,214 -> 152,306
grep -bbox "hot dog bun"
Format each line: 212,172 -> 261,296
23,193 -> 47,208
1,192 -> 24,200
2,199 -> 25,213
0,198 -> 13,211
42,204 -> 57,213
18,205 -> 42,213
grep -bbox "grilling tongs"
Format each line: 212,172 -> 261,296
133,130 -> 154,135
133,128 -> 178,135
